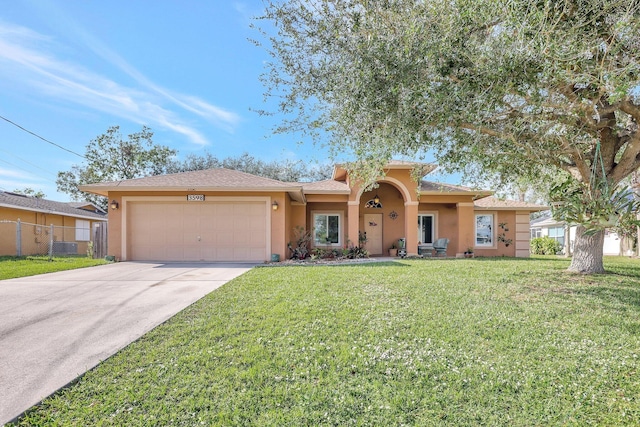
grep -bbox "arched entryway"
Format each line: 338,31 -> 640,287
356,178 -> 414,256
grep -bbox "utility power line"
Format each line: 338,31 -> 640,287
0,114 -> 85,159
0,149 -> 58,177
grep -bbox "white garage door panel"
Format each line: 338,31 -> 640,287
127,201 -> 268,262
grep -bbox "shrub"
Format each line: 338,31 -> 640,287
530,236 -> 562,255
311,248 -> 346,260
311,247 -> 329,259
288,226 -> 312,259
345,245 -> 368,259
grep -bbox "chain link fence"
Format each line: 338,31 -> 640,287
0,220 -> 107,259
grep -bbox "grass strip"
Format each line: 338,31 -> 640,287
0,256 -> 108,280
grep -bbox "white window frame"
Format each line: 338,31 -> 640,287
418,212 -> 437,245
75,219 -> 90,242
548,226 -> 565,246
531,227 -> 542,238
312,212 -> 343,247
475,213 -> 495,248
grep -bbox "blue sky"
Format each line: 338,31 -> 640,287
0,1 -> 449,201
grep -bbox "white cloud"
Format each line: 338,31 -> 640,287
0,166 -> 50,193
68,25 -> 241,131
0,20 -> 240,147
0,167 -> 41,180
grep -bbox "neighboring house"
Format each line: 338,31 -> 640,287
79,161 -> 546,262
530,214 -> 631,256
0,191 -> 107,256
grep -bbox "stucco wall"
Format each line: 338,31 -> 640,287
286,202 -> 308,259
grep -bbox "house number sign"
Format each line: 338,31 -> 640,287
187,194 -> 205,201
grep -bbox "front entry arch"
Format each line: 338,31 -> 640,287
348,173 -> 421,257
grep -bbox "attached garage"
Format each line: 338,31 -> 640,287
79,168 -> 306,262
125,199 -> 270,262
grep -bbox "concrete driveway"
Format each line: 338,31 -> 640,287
0,261 -> 253,425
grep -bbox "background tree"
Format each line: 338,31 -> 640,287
57,126 -> 176,210
59,126 -> 331,210
258,0 -> 640,273
11,187 -> 46,198
167,152 -> 332,182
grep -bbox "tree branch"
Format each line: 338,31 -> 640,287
620,100 -> 640,122
610,134 -> 640,185
559,137 -> 591,182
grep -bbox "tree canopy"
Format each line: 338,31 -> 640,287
258,0 -> 640,272
260,0 -> 640,184
11,187 -> 46,198
166,152 -> 331,182
57,126 -> 176,209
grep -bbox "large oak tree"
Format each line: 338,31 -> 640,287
258,0 -> 640,273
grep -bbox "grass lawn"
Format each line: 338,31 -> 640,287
12,256 -> 640,426
0,255 -> 108,280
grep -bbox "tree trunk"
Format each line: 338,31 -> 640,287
568,226 -> 605,274
564,223 -> 571,257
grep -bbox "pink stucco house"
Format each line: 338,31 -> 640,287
80,161 -> 545,262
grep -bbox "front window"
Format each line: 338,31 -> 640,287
75,219 -> 90,241
475,214 -> 494,247
531,227 -> 542,238
418,214 -> 435,244
548,226 -> 565,247
314,213 -> 341,246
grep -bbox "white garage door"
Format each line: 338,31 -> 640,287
127,201 -> 268,261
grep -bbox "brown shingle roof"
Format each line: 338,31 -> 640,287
474,196 -> 548,211
80,168 -> 301,196
332,161 -> 438,180
421,181 -> 474,193
298,180 -> 350,194
88,168 -> 294,188
0,192 -> 107,220
80,168 -> 309,203
420,180 -> 493,198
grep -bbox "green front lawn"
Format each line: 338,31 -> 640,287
13,257 -> 640,426
0,256 -> 108,280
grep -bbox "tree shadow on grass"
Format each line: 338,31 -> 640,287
572,278 -> 640,311
602,265 -> 640,280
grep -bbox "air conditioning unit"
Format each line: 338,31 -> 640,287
51,241 -> 78,255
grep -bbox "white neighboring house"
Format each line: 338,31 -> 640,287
530,214 -> 631,256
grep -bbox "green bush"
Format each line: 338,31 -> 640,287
530,236 -> 562,255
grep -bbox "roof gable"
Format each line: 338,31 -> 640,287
66,202 -> 106,213
332,161 -> 438,181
